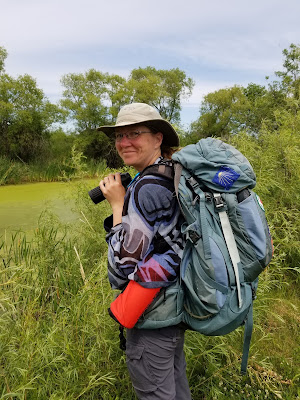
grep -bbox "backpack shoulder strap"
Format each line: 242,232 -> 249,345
173,162 -> 183,200
139,161 -> 174,181
214,193 -> 243,309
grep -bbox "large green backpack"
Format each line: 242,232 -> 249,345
143,138 -> 273,374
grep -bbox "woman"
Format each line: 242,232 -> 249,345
98,103 -> 191,400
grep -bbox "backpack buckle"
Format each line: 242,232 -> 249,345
188,177 -> 199,189
251,285 -> 257,300
187,230 -> 201,244
213,193 -> 225,209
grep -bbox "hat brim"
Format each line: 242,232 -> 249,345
98,119 -> 179,147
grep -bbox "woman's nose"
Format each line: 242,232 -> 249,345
119,136 -> 132,146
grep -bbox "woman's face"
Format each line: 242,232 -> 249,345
115,124 -> 163,171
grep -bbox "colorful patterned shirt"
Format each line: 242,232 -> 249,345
106,159 -> 184,290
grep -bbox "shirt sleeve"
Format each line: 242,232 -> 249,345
106,175 -> 179,290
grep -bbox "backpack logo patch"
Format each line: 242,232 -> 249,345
255,194 -> 265,211
212,166 -> 240,190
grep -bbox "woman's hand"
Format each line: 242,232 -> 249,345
99,173 -> 126,226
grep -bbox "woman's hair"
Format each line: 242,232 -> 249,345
161,145 -> 177,159
145,123 -> 178,160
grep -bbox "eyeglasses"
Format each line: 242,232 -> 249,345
114,130 -> 152,142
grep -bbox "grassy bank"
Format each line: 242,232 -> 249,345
0,154 -> 107,185
0,180 -> 299,400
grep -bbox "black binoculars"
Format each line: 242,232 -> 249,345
88,172 -> 132,204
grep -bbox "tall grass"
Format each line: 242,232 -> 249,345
0,201 -> 133,399
0,155 -> 107,185
1,115 -> 299,398
0,177 -> 299,399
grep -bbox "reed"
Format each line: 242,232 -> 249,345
0,156 -> 108,185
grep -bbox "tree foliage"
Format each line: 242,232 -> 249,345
275,43 -> 300,99
60,69 -> 130,167
0,72 -> 64,161
0,46 -> 7,73
189,44 -> 300,143
128,67 -> 194,123
60,66 -> 194,166
189,86 -> 248,141
60,66 -> 194,129
188,82 -> 286,142
60,69 -> 111,131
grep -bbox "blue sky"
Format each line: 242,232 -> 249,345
1,0 -> 300,128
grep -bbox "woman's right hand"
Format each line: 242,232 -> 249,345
99,173 -> 126,226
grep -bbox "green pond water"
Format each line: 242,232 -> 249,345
0,180 -> 96,241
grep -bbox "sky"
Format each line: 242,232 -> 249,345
1,0 -> 300,128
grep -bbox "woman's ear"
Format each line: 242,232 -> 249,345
155,132 -> 163,148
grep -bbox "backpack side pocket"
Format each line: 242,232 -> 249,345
237,192 -> 272,281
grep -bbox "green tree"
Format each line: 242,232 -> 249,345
60,69 -> 126,167
60,67 -> 194,166
242,82 -> 285,134
0,73 -> 64,161
188,81 -> 288,143
49,128 -> 76,161
275,43 -> 300,100
188,44 -> 300,143
189,86 -> 250,141
105,74 -> 132,121
74,130 -> 122,168
0,46 -> 7,73
60,69 -> 111,131
61,67 -> 194,128
129,67 -> 194,123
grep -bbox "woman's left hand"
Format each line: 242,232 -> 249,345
99,173 -> 126,212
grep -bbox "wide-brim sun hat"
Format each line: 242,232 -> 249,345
98,103 -> 179,147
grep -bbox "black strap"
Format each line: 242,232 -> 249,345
241,302 -> 254,374
119,326 -> 126,351
139,161 -> 174,181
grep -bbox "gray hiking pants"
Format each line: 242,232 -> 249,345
125,326 -> 191,400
